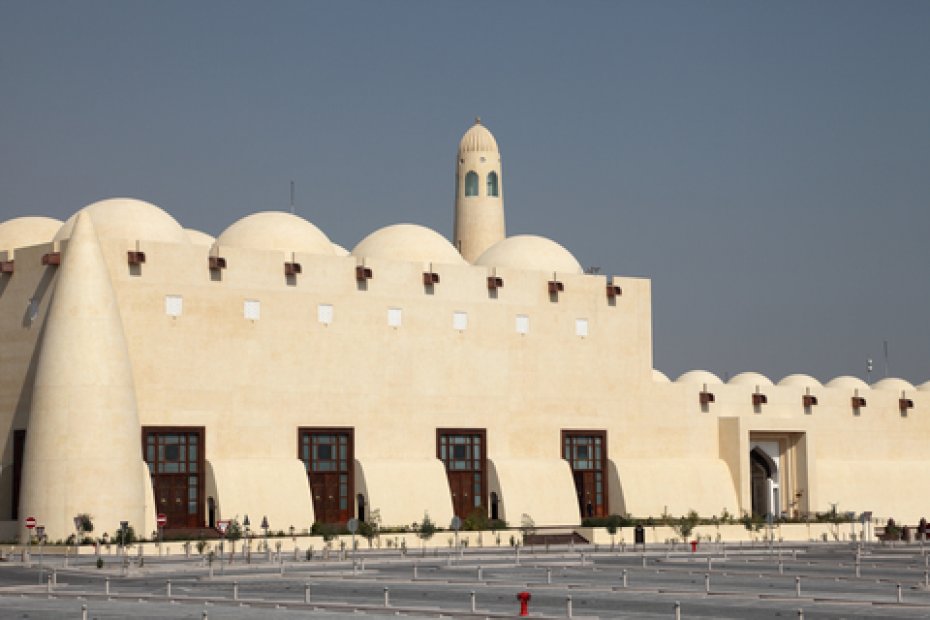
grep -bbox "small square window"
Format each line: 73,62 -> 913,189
575,318 -> 589,337
318,304 -> 334,325
244,299 -> 261,320
387,307 -> 402,328
516,314 -> 530,335
165,295 -> 183,317
453,311 -> 468,331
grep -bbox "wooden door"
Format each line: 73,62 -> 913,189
447,471 -> 475,519
154,475 -> 196,528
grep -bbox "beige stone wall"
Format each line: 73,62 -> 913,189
1,214 -> 928,541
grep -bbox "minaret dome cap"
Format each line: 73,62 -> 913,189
458,117 -> 499,155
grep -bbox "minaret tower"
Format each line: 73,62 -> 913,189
454,118 -> 505,262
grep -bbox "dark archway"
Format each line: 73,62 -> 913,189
490,492 -> 499,521
357,493 -> 366,522
750,447 -> 777,518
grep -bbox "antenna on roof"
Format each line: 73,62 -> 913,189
290,180 -> 295,215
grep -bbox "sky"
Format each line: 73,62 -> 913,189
1,1 -> 928,385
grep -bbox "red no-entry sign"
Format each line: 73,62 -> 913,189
156,513 -> 168,527
24,517 -> 36,529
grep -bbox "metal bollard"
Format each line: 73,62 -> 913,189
897,583 -> 902,603
707,556 -> 712,571
82,603 -> 88,620
516,546 -> 520,565
105,577 -> 110,595
166,580 -> 172,597
52,569 -> 57,586
304,583 -> 310,604
704,572 -> 710,593
384,586 -> 390,607
674,600 -> 681,620
202,610 -> 208,620
642,554 -> 647,568
414,561 -> 418,579
477,565 -> 483,581
361,559 -> 366,572
793,549 -> 798,561
779,560 -> 784,574
795,576 -> 801,598
924,570 -> 928,588
546,567 -> 552,584
209,562 -> 214,578
797,609 -> 804,620
470,590 -> 476,612
280,561 -> 285,576
233,581 -> 239,601
566,595 -> 573,618
46,574 -> 52,594
622,569 -> 628,588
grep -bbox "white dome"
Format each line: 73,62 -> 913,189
55,198 -> 189,245
0,217 -> 62,253
675,370 -> 723,386
185,229 -> 215,246
332,243 -> 350,257
826,376 -> 870,390
217,212 -> 334,256
652,369 -> 671,383
918,380 -> 930,392
458,119 -> 499,154
872,378 -> 915,392
728,372 -> 773,387
352,224 -> 465,266
474,235 -> 582,275
778,374 -> 823,388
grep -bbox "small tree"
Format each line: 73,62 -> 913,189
675,510 -> 700,542
115,524 -> 137,548
605,514 -> 622,550
76,514 -> 94,538
226,518 -> 243,558
463,508 -> 490,531
520,513 -> 536,545
417,512 -> 437,556
883,518 -> 901,542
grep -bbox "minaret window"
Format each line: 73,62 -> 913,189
464,171 -> 479,196
486,171 -> 499,197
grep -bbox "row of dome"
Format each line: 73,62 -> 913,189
0,198 -> 582,275
654,369 -> 930,392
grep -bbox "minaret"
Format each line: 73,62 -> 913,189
20,212 -> 149,541
454,118 -> 505,262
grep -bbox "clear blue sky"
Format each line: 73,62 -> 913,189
2,1 -> 928,384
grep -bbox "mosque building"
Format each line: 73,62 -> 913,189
0,120 -> 927,541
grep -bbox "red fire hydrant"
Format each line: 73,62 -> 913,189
516,591 -> 532,616
690,540 -> 698,553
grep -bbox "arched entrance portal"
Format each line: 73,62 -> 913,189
750,447 -> 778,518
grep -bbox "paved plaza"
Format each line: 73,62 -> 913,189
1,541 -> 930,618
